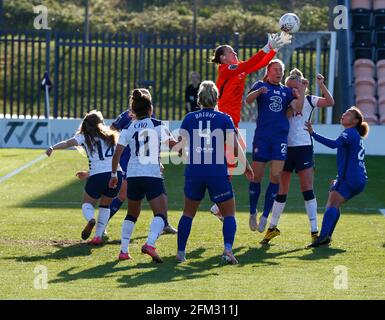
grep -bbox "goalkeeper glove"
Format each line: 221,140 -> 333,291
262,32 -> 292,53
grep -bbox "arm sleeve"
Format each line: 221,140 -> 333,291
112,112 -> 131,130
180,116 -> 189,131
117,129 -> 129,147
223,115 -> 236,140
247,81 -> 264,94
219,49 -> 270,79
245,50 -> 276,75
311,131 -> 347,149
286,88 -> 296,108
311,95 -> 320,108
73,134 -> 84,145
160,123 -> 176,143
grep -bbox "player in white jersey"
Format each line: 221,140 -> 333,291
260,69 -> 335,244
109,88 -> 179,263
45,110 -> 123,243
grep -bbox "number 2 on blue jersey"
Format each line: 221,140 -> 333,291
358,139 -> 365,161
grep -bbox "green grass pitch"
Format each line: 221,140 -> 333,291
0,148 -> 384,299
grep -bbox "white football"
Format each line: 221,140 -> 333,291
279,13 -> 300,34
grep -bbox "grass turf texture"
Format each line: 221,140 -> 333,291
0,148 -> 384,299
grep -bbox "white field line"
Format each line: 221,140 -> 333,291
0,154 -> 47,183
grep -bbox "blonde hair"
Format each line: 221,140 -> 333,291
197,80 -> 219,108
285,68 -> 309,94
262,59 -> 285,83
77,110 -> 118,155
285,68 -> 304,83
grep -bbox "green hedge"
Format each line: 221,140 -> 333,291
4,0 -> 329,35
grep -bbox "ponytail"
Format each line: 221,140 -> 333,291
130,88 -> 152,119
78,110 -> 118,154
349,106 -> 370,138
357,121 -> 370,138
211,45 -> 231,64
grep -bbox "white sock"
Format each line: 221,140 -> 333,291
82,203 -> 95,222
146,216 -> 165,247
121,220 -> 135,253
269,201 -> 286,228
305,198 -> 318,232
95,207 -> 110,238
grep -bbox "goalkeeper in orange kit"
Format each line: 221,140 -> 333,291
209,32 -> 292,220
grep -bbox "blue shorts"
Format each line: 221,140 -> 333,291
252,134 -> 288,162
330,179 -> 366,200
184,175 -> 234,203
283,145 -> 314,173
85,172 -> 122,199
126,177 -> 166,201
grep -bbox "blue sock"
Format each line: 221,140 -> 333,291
223,216 -> 237,251
177,215 -> 193,252
249,182 -> 261,215
319,207 -> 339,239
328,208 -> 341,237
262,183 -> 279,218
109,198 -> 123,220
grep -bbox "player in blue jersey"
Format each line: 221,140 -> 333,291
109,89 -> 179,262
45,110 -> 123,243
260,69 -> 335,245
305,107 -> 369,247
246,59 -> 305,233
108,110 -> 133,219
176,81 -> 254,264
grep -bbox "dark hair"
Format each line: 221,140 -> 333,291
349,106 -> 369,138
78,110 -> 117,155
130,88 -> 152,119
211,45 -> 231,64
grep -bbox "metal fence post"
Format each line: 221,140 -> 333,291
234,32 -> 240,53
139,32 -> 146,87
53,31 -> 59,118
